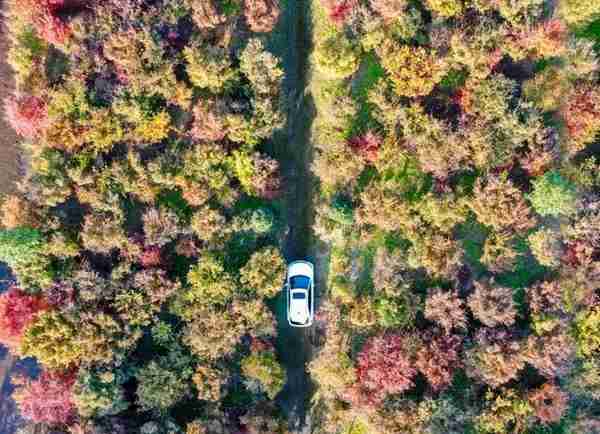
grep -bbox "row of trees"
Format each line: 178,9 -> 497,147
1,0 -> 291,433
310,0 -> 600,433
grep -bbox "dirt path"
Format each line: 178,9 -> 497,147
265,0 -> 319,432
0,0 -> 20,195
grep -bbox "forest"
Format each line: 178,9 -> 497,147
1,0 -> 600,433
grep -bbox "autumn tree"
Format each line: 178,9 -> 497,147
244,0 -> 281,33
241,339 -> 285,399
14,369 -> 77,425
415,333 -> 462,392
0,286 -> 46,352
425,289 -> 467,333
466,328 -> 526,387
378,42 -> 447,98
470,175 -> 536,234
468,281 -> 517,327
353,333 -> 416,406
528,383 -> 568,424
239,246 -> 286,298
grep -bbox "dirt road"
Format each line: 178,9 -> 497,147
266,0 -> 320,432
0,0 -> 20,195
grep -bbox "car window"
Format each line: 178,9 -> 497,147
292,292 -> 306,300
290,275 -> 310,289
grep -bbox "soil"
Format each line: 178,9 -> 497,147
266,0 -> 324,432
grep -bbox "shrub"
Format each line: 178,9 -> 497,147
13,369 -> 77,425
468,281 -> 517,327
244,0 -> 281,33
354,333 -> 416,406
239,247 -> 286,298
528,383 -> 568,424
528,171 -> 577,217
378,42 -> 447,97
4,94 -> 47,138
241,341 -> 285,399
424,289 -> 467,333
0,286 -> 46,351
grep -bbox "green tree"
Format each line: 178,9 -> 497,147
73,367 -> 130,418
136,360 -> 191,411
241,345 -> 285,399
0,228 -> 51,289
528,171 -> 577,217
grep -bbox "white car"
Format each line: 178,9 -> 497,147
285,260 -> 314,328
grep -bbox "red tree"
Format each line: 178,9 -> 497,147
321,0 -> 357,25
349,131 -> 382,163
22,0 -> 73,45
528,383 -> 569,424
352,333 -> 416,406
14,369 -> 77,425
0,286 -> 46,351
415,333 -> 462,392
139,246 -> 162,268
4,95 -> 47,139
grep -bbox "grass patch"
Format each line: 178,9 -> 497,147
574,18 -> 600,50
349,52 -> 385,135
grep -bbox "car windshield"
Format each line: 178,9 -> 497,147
292,292 -> 306,300
290,275 -> 310,289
